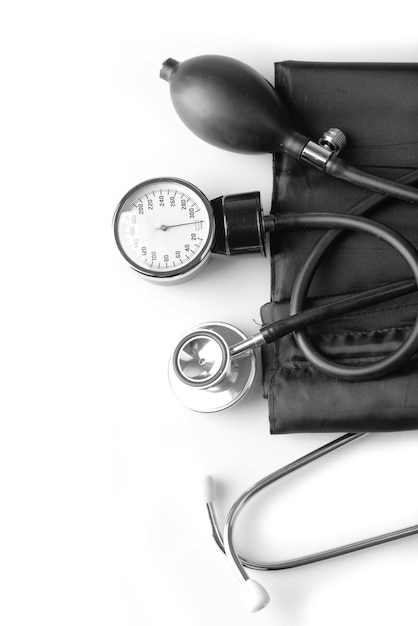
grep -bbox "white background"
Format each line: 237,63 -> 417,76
2,1 -> 418,624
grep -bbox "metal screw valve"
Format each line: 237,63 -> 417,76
318,127 -> 347,154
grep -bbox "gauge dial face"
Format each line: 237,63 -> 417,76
113,178 -> 215,283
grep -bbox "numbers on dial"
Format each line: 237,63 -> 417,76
120,186 -> 209,274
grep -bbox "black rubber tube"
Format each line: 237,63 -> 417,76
288,171 -> 418,380
261,278 -> 416,344
326,158 -> 418,204
271,212 -> 418,380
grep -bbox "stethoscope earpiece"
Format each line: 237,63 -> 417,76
240,579 -> 270,613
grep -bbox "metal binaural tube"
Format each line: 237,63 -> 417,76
205,433 -> 418,575
221,433 -> 366,584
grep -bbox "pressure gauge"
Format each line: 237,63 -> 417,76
113,177 -> 216,284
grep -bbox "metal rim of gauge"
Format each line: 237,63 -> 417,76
113,177 -> 216,284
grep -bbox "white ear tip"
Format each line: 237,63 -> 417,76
240,579 -> 270,612
202,475 -> 215,503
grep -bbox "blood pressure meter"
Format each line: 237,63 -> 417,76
110,54 -> 418,613
112,53 -> 418,397
113,178 -> 216,283
113,174 -> 418,399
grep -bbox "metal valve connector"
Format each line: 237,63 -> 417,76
318,128 -> 347,155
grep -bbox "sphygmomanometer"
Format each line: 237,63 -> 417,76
112,54 -> 418,612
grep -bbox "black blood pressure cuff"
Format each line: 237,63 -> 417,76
260,61 -> 418,433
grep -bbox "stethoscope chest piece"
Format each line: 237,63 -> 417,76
168,322 -> 256,412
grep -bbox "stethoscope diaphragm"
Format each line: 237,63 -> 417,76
168,322 -> 256,412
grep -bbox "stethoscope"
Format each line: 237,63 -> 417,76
112,54 -> 418,611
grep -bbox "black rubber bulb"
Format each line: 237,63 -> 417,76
160,55 -> 308,157
160,55 -> 418,205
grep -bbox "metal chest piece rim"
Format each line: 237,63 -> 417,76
168,322 -> 257,413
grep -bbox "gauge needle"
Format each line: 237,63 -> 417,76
158,221 -> 204,231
